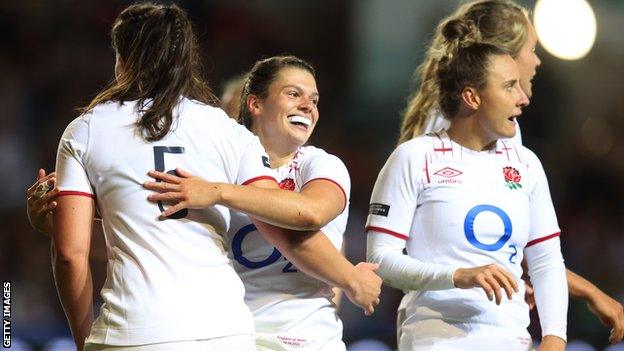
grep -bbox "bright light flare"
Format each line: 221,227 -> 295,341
534,0 -> 597,60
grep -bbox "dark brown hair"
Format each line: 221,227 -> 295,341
238,56 -> 315,130
81,2 -> 218,141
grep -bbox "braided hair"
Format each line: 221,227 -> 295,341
81,2 -> 217,141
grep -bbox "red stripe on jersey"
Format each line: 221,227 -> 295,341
242,175 -> 278,186
303,177 -> 348,212
366,226 -> 409,241
526,232 -> 561,247
433,132 -> 453,154
57,190 -> 95,199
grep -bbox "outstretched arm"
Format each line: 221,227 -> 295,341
523,259 -> 623,344
567,269 -> 624,344
253,218 -> 381,315
143,168 -> 344,230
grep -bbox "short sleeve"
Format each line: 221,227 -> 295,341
55,116 -> 95,197
525,151 -> 560,247
365,142 -> 421,240
223,117 -> 276,186
300,151 -> 351,208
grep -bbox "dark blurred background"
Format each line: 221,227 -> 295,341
1,1 -> 623,350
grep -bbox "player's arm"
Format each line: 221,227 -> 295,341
567,269 -> 624,344
143,168 -> 344,230
331,243 -> 347,307
26,170 -> 105,241
52,195 -> 95,350
524,257 -> 623,344
525,235 -> 567,349
367,231 -> 518,304
27,169 -> 60,235
237,177 -> 379,315
252,217 -> 381,315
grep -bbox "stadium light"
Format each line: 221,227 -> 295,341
534,0 -> 597,60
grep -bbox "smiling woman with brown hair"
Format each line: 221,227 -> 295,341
143,55 -> 380,350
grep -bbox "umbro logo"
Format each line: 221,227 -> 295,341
434,167 -> 462,178
433,167 -> 462,184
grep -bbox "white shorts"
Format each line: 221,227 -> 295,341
84,334 -> 256,351
398,319 -> 532,351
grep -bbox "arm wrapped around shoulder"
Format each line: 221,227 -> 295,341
525,235 -> 568,342
366,231 -> 456,291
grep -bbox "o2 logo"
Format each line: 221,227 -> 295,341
463,205 -> 517,264
231,224 -> 297,273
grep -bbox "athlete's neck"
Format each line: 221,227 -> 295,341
265,148 -> 297,169
252,127 -> 300,168
447,113 -> 497,151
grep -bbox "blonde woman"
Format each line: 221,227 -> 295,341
367,19 -> 566,350
398,0 -> 623,345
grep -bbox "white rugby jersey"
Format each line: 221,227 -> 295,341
227,146 -> 350,348
366,131 -> 561,337
424,111 -> 522,144
55,99 -> 275,345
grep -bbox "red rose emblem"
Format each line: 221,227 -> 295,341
279,178 -> 296,191
503,166 -> 521,183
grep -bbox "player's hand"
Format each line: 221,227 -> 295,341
143,168 -> 222,216
536,335 -> 566,351
453,264 -> 518,305
343,262 -> 382,316
524,280 -> 536,310
26,169 -> 59,235
586,289 -> 624,344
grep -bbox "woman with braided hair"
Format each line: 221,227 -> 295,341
49,3 -> 266,350
398,0 -> 623,345
367,16 -> 567,350
30,3 -> 382,350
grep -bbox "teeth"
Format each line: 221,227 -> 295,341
287,115 -> 311,127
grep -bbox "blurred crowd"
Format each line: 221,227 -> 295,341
2,1 -> 623,350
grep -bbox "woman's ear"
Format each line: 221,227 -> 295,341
246,94 -> 263,117
460,86 -> 481,110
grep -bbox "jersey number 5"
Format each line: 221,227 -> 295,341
153,146 -> 188,219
